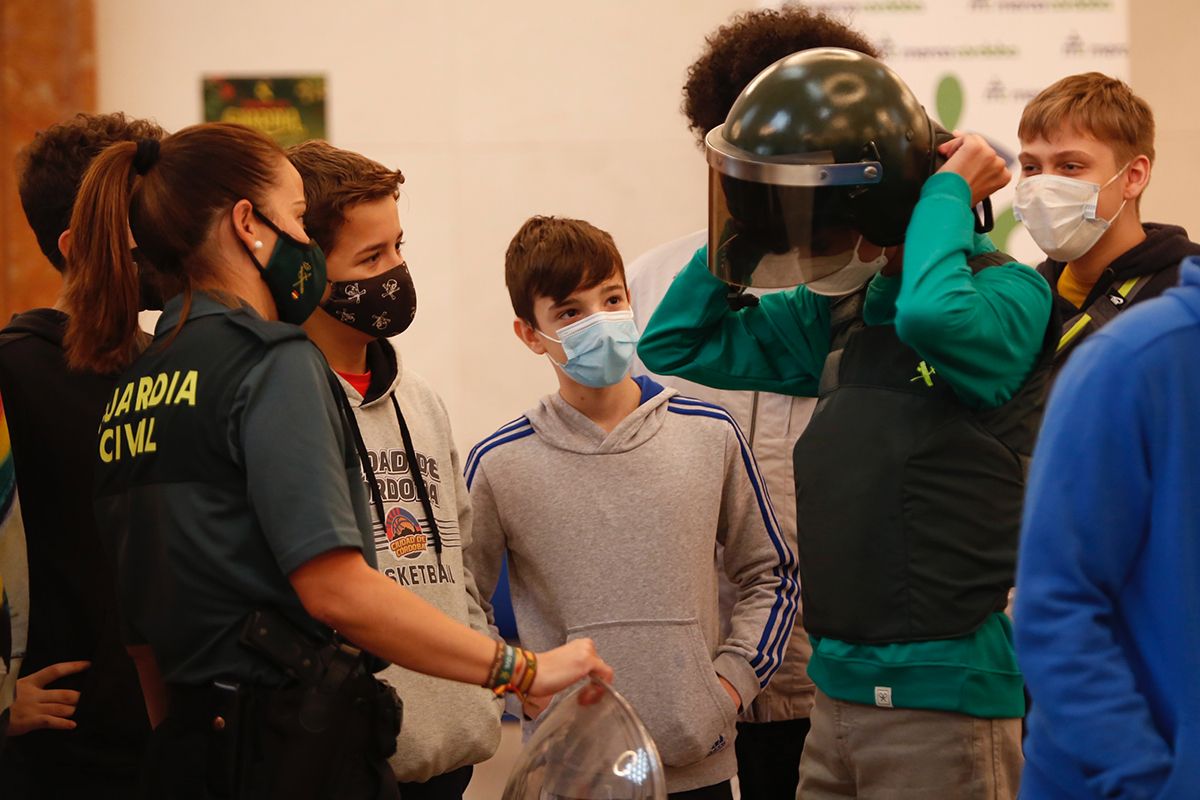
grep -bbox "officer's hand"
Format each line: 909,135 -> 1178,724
6,661 -> 90,736
531,638 -> 613,696
937,133 -> 1011,207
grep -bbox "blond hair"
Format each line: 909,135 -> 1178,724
1019,72 -> 1155,167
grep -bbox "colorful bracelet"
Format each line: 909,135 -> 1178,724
490,644 -> 518,695
516,649 -> 538,697
483,639 -> 506,689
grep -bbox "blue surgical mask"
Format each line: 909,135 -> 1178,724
537,310 -> 640,388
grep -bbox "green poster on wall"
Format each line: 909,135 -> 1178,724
203,76 -> 326,147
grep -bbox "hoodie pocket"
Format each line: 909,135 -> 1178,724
567,618 -> 735,767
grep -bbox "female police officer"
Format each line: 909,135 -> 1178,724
59,122 -> 611,799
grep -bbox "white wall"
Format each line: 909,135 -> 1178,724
98,0 -> 1199,454
1131,0 -> 1200,242
97,0 -> 749,453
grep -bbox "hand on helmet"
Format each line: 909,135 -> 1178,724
937,133 -> 1011,207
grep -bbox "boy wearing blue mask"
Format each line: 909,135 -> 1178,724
464,216 -> 798,800
1015,72 -> 1200,372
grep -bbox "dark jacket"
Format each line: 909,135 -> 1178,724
1037,222 -> 1200,318
0,309 -> 149,787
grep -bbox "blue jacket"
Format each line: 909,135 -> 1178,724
1016,257 -> 1200,799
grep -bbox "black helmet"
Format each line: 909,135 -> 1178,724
707,47 -> 944,292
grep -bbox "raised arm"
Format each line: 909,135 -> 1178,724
896,139 -> 1052,409
637,247 -> 832,396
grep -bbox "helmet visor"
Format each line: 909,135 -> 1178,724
708,169 -> 865,289
705,124 -> 883,289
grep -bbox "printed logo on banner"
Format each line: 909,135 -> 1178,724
808,1 -> 923,14
971,0 -> 1113,9
983,78 -> 1044,104
1063,31 -> 1127,58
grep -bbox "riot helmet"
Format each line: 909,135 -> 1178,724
707,47 -> 942,293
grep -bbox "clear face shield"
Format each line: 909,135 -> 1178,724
503,680 -> 667,799
706,124 -> 886,293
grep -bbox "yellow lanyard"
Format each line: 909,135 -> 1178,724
1057,276 -> 1141,352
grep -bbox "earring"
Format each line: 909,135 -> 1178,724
253,240 -> 264,250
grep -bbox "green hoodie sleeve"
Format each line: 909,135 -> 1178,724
896,172 -> 1052,409
637,248 -> 832,396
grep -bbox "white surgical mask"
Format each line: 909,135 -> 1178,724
1013,163 -> 1130,262
746,236 -> 888,295
805,237 -> 890,297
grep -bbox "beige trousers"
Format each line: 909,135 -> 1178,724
797,690 -> 1022,799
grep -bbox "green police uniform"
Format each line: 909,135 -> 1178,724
94,292 -> 400,799
94,292 -> 375,687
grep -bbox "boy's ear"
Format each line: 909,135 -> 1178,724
57,229 -> 72,261
1124,154 -> 1152,203
513,317 -> 546,355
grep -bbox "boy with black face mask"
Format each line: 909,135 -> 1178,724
288,141 -> 502,800
0,112 -> 162,799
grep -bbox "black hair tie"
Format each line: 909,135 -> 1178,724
132,138 -> 160,176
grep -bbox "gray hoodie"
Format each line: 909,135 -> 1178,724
464,378 -> 798,794
335,338 -> 502,784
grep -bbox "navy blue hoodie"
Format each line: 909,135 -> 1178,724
1016,257 -> 1200,798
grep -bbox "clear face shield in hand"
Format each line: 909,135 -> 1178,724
706,124 -> 889,295
503,679 -> 667,800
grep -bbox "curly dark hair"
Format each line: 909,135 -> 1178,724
682,4 -> 880,147
17,112 -> 166,271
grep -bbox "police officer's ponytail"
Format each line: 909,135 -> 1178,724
65,123 -> 283,373
63,140 -> 144,373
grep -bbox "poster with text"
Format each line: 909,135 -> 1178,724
203,76 -> 327,148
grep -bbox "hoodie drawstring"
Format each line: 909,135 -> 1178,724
327,372 -> 443,564
389,394 -> 444,560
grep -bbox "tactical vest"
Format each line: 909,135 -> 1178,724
793,252 -> 1056,644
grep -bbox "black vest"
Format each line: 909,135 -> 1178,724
94,309 -> 305,496
793,253 -> 1056,644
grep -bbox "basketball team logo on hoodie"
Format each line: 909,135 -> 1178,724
384,507 -> 427,559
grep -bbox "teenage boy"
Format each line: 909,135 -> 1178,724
287,141 -> 502,800
1015,72 -> 1200,369
464,215 -> 797,800
639,49 -> 1053,799
1015,256 -> 1200,798
627,10 -> 879,794
0,113 -> 161,797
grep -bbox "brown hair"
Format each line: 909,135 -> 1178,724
683,5 -> 879,147
505,216 -> 624,325
63,123 -> 284,373
1019,72 -> 1156,167
17,112 -> 167,271
286,140 -> 405,255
